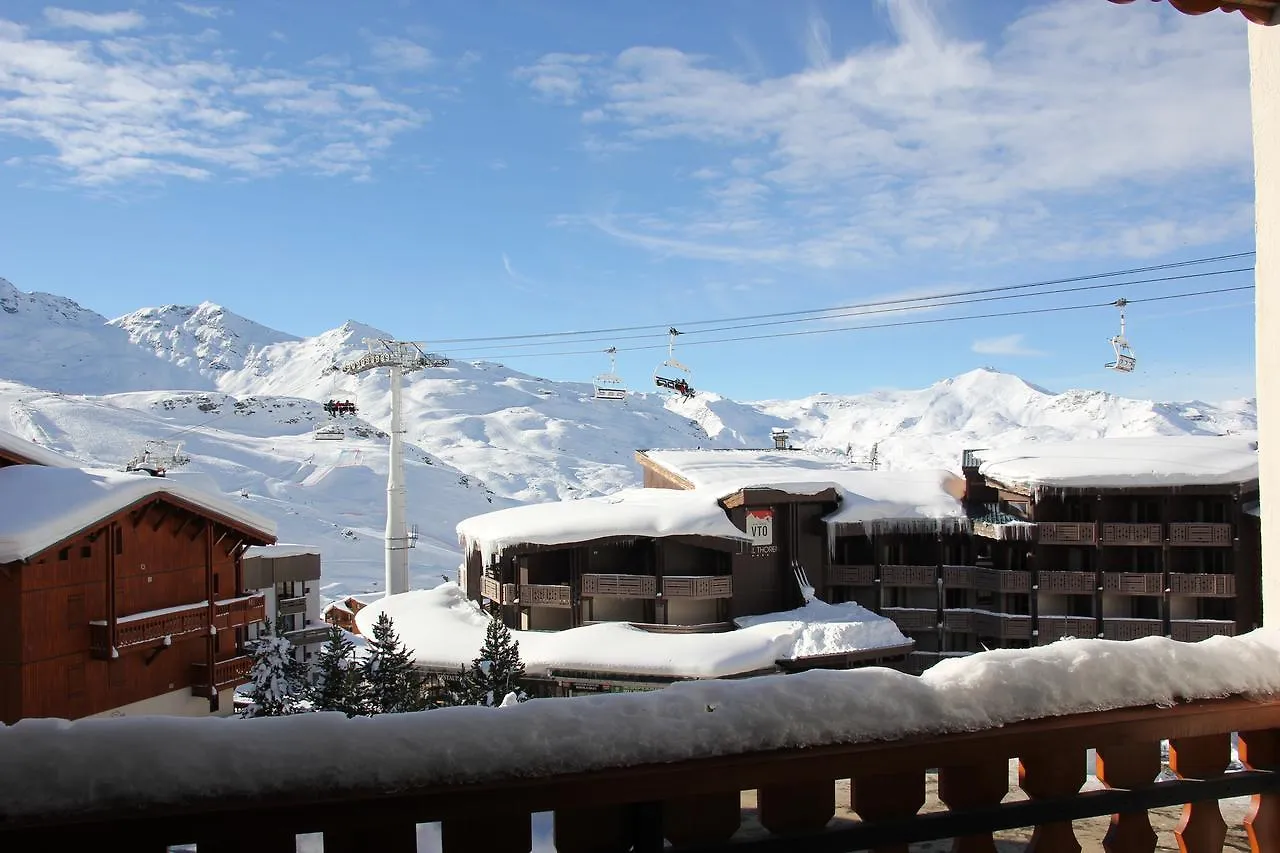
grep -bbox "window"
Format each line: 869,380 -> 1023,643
1067,595 -> 1093,617
80,545 -> 91,559
58,548 -> 69,561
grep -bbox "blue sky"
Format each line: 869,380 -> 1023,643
0,0 -> 1259,403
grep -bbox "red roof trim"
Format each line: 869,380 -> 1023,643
1109,0 -> 1280,25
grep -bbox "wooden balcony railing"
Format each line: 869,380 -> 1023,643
212,594 -> 267,630
974,567 -> 1031,592
942,609 -> 974,633
1037,570 -> 1096,594
189,654 -> 252,697
88,601 -> 210,657
1037,615 -> 1097,642
879,565 -> 937,587
1102,523 -> 1164,546
1170,522 -> 1234,547
517,583 -> 573,608
1171,620 -> 1237,642
277,596 -> 307,616
581,573 -> 657,598
284,625 -> 332,647
880,606 -> 937,632
973,611 -> 1033,640
1103,618 -> 1165,641
480,575 -> 504,604
661,576 -> 732,599
1102,572 -> 1164,595
1037,522 -> 1097,546
1169,573 -> 1236,597
9,687 -> 1277,852
941,565 -> 973,588
828,564 -> 875,586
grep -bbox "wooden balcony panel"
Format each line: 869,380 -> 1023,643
1169,523 -> 1234,548
1038,615 -> 1097,642
277,596 -> 307,616
972,612 -> 1033,640
1038,571 -> 1095,595
90,601 -> 210,657
190,654 -> 252,696
213,594 -> 267,630
881,607 -> 937,632
1103,618 -> 1165,642
1037,521 -> 1097,546
880,565 -> 937,587
1102,572 -> 1164,596
284,625 -> 332,646
1169,573 -> 1236,598
480,575 -> 503,604
1171,620 -> 1237,643
661,575 -> 732,599
974,567 -> 1031,593
942,609 -> 974,633
518,583 -> 573,608
829,565 -> 875,587
580,573 -> 656,599
941,565 -> 974,589
1101,523 -> 1164,547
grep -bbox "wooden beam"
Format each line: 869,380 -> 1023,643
151,507 -> 171,533
172,514 -> 192,539
189,520 -> 208,542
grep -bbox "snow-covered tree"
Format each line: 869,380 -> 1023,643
462,615 -> 528,707
309,626 -> 361,716
239,619 -> 305,718
359,611 -> 428,714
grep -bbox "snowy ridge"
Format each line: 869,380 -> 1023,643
110,302 -> 297,378
3,629 -> 1279,817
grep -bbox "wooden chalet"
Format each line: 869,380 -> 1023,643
0,464 -> 276,723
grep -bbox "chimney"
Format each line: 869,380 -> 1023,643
770,428 -> 790,450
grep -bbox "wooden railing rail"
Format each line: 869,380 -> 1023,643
3,696 -> 1279,852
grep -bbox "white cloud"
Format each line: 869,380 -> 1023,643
501,252 -> 534,290
43,7 -> 145,33
972,333 -> 1045,357
367,35 -> 433,72
489,158 -> 507,171
0,18 -> 426,185
174,3 -> 229,19
518,1 -> 1253,267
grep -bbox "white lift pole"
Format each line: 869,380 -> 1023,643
343,339 -> 449,597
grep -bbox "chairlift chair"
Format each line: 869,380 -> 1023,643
653,328 -> 696,399
314,424 -> 346,441
1104,298 -> 1137,373
593,347 -> 627,401
316,370 -> 359,440
124,440 -> 189,477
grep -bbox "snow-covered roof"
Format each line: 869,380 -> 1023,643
457,488 -> 751,563
0,429 -> 75,468
355,583 -> 909,678
976,436 -> 1260,491
639,449 -> 968,532
243,544 -> 322,559
0,466 -> 276,563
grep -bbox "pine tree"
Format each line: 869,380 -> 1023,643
462,615 -> 528,707
239,619 -> 305,718
309,626 -> 361,716
359,611 -> 428,714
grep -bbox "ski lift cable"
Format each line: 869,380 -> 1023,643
438,265 -> 1252,354
449,284 -> 1255,361
429,250 -> 1255,345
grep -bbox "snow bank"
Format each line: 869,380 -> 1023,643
977,436 -> 1259,491
354,584 -> 906,678
457,488 -> 750,564
0,428 -> 74,468
3,630 -> 1279,819
0,466 -> 276,563
244,543 -> 322,559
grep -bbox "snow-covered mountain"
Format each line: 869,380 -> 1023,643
0,277 -> 1257,598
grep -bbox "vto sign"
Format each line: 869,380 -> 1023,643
746,509 -> 773,546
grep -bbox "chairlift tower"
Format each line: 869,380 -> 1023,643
342,339 -> 449,597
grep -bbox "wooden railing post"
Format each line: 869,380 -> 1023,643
663,791 -> 740,846
937,759 -> 1009,853
1018,748 -> 1086,853
758,779 -> 834,835
850,770 -> 926,853
1096,741 -> 1160,853
1238,729 -> 1280,853
554,805 -> 629,853
1169,733 -> 1231,853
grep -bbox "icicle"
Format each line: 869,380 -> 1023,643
110,646 -> 119,659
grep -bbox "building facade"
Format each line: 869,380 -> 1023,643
242,546 -> 328,663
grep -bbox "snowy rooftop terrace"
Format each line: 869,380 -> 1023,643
975,435 -> 1260,492
0,465 -> 277,563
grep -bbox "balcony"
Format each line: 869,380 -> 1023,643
942,609 -> 974,632
480,575 -> 504,604
661,576 -> 732,599
1037,521 -> 1097,545
277,595 -> 307,616
284,625 -> 332,646
1038,615 -> 1097,642
1171,620 -> 1237,642
1101,523 -> 1164,546
940,565 -> 973,588
189,654 -> 252,697
516,583 -> 573,608
1037,570 -> 1095,594
1104,618 -> 1165,641
974,567 -> 1031,593
973,611 -> 1033,640
1169,573 -> 1236,597
828,564 -> 875,586
212,594 -> 267,630
88,601 -> 209,658
879,565 -> 936,587
10,655 -> 1276,853
880,606 -> 937,632
581,573 -> 657,598
1170,522 -> 1234,547
1102,572 -> 1164,596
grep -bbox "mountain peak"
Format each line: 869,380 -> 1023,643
110,301 -> 297,376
